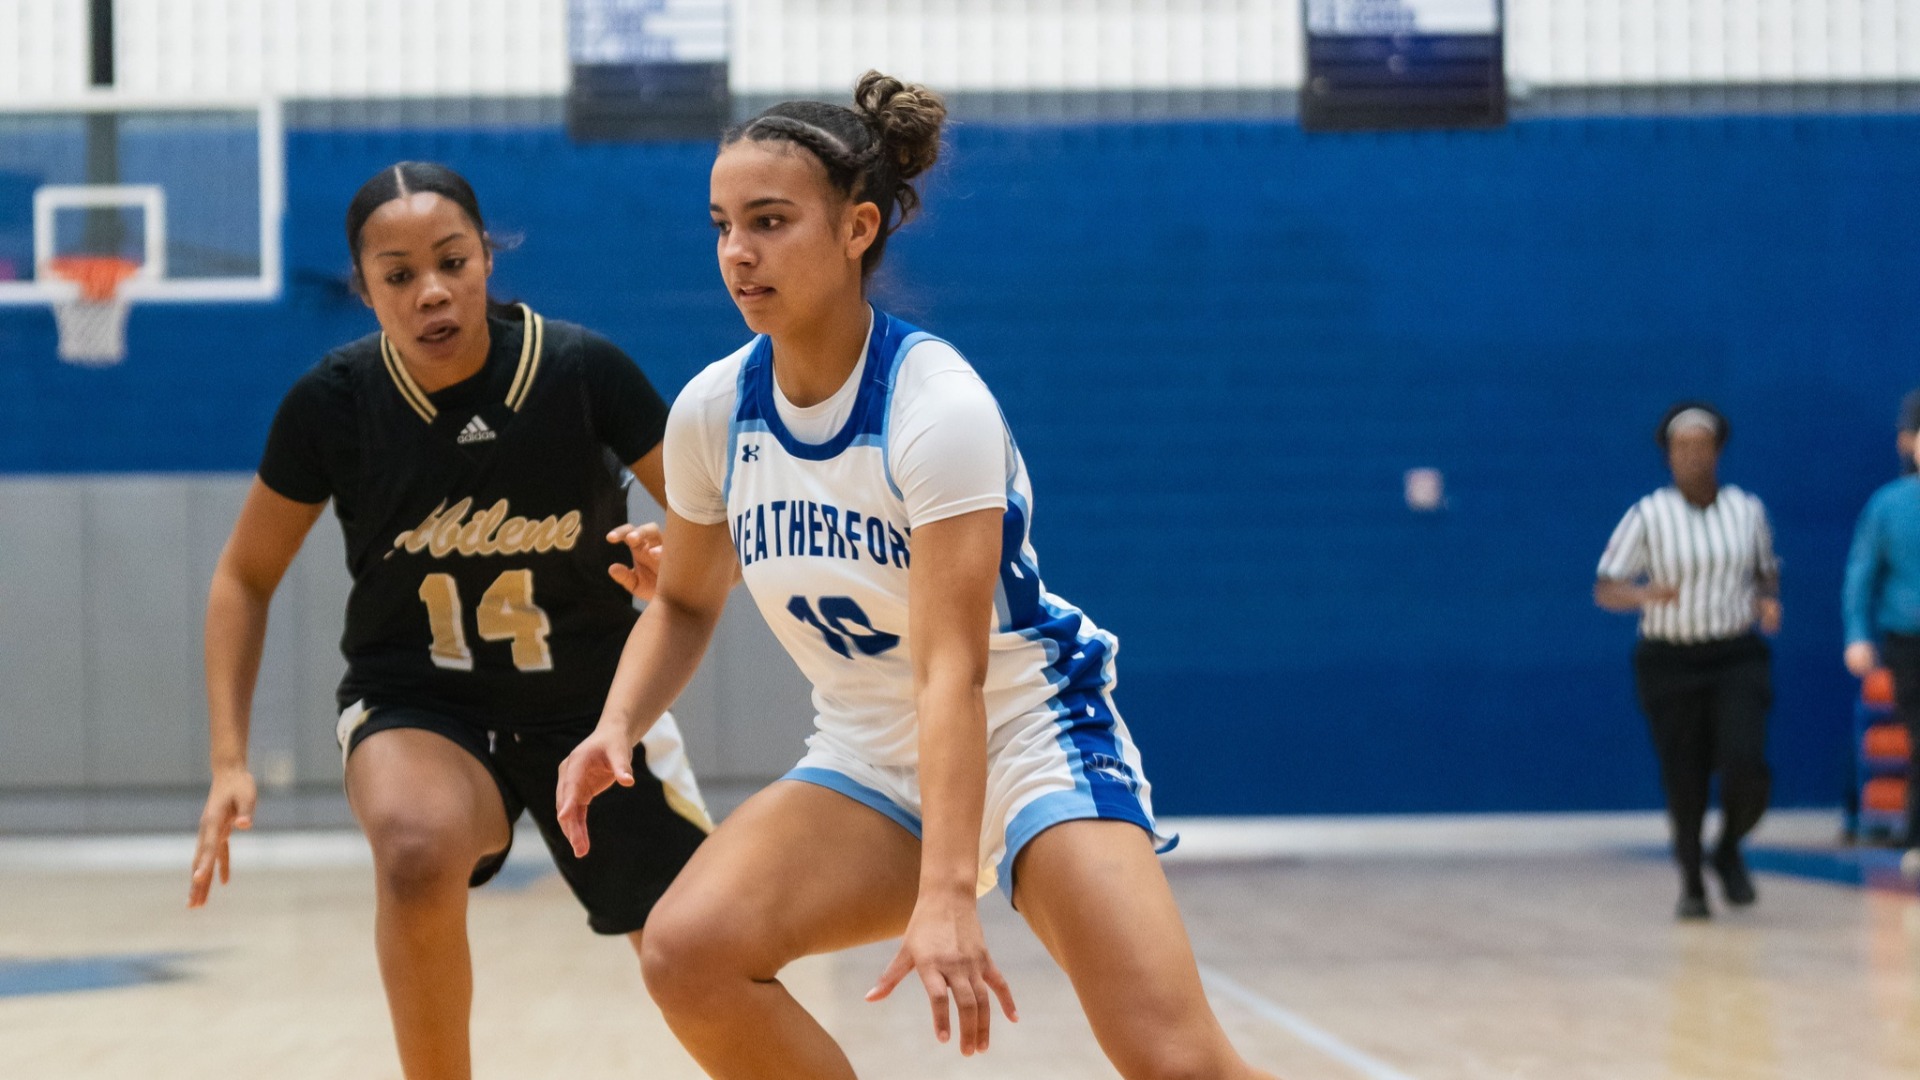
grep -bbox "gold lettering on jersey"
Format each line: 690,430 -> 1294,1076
393,498 -> 582,558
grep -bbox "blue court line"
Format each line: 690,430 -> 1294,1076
0,953 -> 191,999
1743,846 -> 1920,894
1199,964 -> 1424,1080
1626,844 -> 1920,895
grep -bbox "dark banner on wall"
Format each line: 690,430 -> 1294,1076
566,0 -> 729,141
1302,0 -> 1505,132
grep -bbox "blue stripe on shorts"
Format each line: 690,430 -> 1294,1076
997,689 -> 1173,902
783,766 -> 924,838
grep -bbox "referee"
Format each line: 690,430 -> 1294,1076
1594,402 -> 1782,920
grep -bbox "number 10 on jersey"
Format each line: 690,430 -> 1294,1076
419,570 -> 554,672
787,595 -> 900,658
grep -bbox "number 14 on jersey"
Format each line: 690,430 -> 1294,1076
419,570 -> 554,672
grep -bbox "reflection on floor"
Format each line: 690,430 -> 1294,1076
2,810 -> 1915,1080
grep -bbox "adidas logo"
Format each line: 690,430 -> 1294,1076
456,416 -> 497,445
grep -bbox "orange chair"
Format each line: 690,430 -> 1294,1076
1863,776 -> 1908,813
1865,724 -> 1912,762
1852,669 -> 1909,840
1864,667 -> 1896,707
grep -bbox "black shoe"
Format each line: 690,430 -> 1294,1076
1713,846 -> 1757,906
1676,892 -> 1712,920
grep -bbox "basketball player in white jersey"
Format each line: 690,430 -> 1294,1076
555,72 -> 1278,1079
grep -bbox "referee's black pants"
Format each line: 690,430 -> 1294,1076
1633,634 -> 1773,885
1876,631 -> 1920,845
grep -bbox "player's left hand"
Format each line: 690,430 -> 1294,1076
1755,597 -> 1782,636
866,893 -> 1018,1056
607,522 -> 664,600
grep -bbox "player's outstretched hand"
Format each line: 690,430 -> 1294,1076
866,894 -> 1018,1056
607,522 -> 665,601
556,725 -> 636,858
188,766 -> 257,908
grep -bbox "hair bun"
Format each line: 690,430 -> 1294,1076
853,70 -> 946,182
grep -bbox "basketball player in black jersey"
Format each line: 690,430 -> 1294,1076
186,162 -> 708,1079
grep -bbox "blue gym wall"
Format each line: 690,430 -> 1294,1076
4,112 -> 1918,815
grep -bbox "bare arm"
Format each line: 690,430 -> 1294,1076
191,479 -> 325,906
1752,566 -> 1783,636
867,507 -> 1018,1056
603,448 -> 672,600
627,446 -> 667,510
601,509 -> 736,742
1594,578 -> 1677,613
1753,584 -> 1782,636
906,509 -> 999,910
557,509 -> 738,853
1752,502 -> 1782,634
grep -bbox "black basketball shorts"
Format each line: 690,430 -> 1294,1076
338,701 -> 710,935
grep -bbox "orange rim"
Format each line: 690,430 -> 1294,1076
47,255 -> 141,303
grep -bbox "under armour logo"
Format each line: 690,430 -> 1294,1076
740,445 -> 761,462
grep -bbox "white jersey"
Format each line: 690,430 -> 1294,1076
664,308 -> 1119,766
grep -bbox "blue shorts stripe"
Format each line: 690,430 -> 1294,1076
996,689 -> 1168,901
783,766 -> 923,839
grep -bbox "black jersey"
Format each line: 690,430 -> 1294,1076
258,306 -> 668,727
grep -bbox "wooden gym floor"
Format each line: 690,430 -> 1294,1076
2,810 -> 1915,1079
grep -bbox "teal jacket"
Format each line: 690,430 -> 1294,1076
1844,476 -> 1920,644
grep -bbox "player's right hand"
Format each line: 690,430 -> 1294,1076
189,766 -> 257,908
1641,583 -> 1681,606
556,725 -> 637,858
866,893 -> 1018,1056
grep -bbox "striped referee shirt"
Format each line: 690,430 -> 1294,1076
1597,485 -> 1780,644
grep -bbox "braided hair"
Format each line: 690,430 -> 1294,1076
722,71 -> 947,279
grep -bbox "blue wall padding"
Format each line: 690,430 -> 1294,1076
5,114 -> 1918,814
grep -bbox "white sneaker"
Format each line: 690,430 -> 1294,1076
1901,849 -> 1920,880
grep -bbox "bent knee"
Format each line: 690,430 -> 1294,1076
364,818 -> 488,902
640,902 -> 776,1007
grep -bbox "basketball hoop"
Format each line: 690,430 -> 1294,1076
47,255 -> 141,366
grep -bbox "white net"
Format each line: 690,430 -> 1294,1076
46,257 -> 140,366
51,294 -> 132,366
